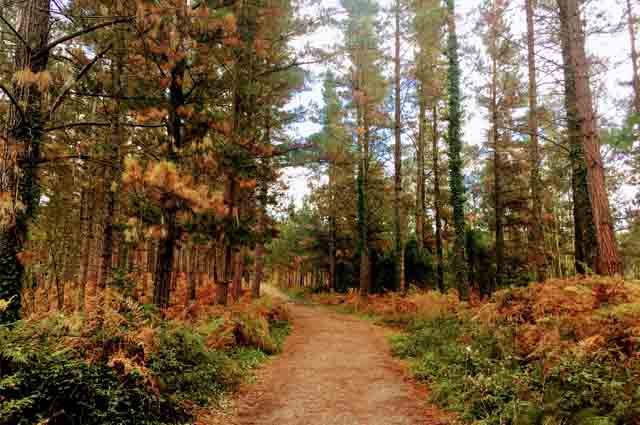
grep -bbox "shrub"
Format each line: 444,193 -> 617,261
149,325 -> 242,406
0,335 -> 188,425
392,294 -> 640,425
1,293 -> 292,425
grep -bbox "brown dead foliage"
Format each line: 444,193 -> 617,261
473,276 -> 640,364
308,289 -> 460,323
303,277 -> 640,367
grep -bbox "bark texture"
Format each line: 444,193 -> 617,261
558,0 -> 623,276
0,0 -> 51,322
526,0 -> 547,282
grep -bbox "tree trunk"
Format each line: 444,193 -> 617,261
416,95 -> 426,255
432,104 -> 444,292
232,248 -> 245,299
393,0 -> 406,293
78,187 -> 95,310
357,92 -> 371,298
394,0 -> 405,294
224,176 -> 236,290
526,0 -> 547,282
0,0 -> 51,322
99,8 -> 126,290
154,210 -> 177,308
558,0 -> 598,274
571,0 -> 622,275
188,247 -> 197,302
491,51 -> 505,290
154,54 -> 186,308
329,167 -> 337,292
253,171 -> 268,299
216,281 -> 228,305
558,0 -> 623,276
446,0 -> 468,299
152,0 -> 188,308
627,0 -> 640,115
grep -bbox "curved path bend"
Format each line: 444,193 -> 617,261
225,296 -> 451,425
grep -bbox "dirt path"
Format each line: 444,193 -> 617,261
228,295 -> 451,425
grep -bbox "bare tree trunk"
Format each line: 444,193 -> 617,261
99,5 -> 126,290
394,0 -> 405,294
526,0 -> 547,282
558,0 -> 598,275
78,187 -> 95,310
432,104 -> 444,292
357,98 -> 371,298
416,96 -> 426,255
490,51 -> 505,290
559,0 -> 623,276
188,246 -> 197,302
253,170 -> 268,298
328,167 -> 337,292
232,248 -> 245,299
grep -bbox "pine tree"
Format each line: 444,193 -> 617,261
526,0 -> 547,282
445,0 -> 468,299
342,0 -> 387,297
0,0 -> 51,322
413,0 -> 446,291
626,0 -> 640,116
393,0 -> 405,293
557,0 -> 622,276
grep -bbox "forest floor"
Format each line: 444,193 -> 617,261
214,287 -> 452,425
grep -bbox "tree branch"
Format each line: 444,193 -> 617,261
35,17 -> 133,59
49,44 -> 113,118
45,122 -> 167,132
255,59 -> 325,78
0,82 -> 25,124
0,13 -> 28,48
504,126 -> 570,154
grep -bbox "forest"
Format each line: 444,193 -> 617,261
0,0 -> 639,424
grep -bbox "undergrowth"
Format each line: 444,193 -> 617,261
0,292 -> 290,425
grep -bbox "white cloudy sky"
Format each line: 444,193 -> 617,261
282,0 -> 635,205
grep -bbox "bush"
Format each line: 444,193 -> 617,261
0,294 -> 292,425
391,314 -> 640,425
0,338 -> 188,425
149,326 -> 242,406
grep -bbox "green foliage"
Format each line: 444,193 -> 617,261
369,241 -> 434,293
0,233 -> 23,325
269,319 -> 292,352
0,334 -> 188,425
228,347 -> 268,372
392,316 -> 640,425
149,326 -> 242,406
401,239 -> 435,290
0,302 -> 291,425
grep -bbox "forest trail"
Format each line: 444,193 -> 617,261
226,289 -> 451,425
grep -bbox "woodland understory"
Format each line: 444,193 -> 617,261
1,0 -> 640,424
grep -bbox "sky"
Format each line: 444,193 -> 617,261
281,0 -> 636,206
